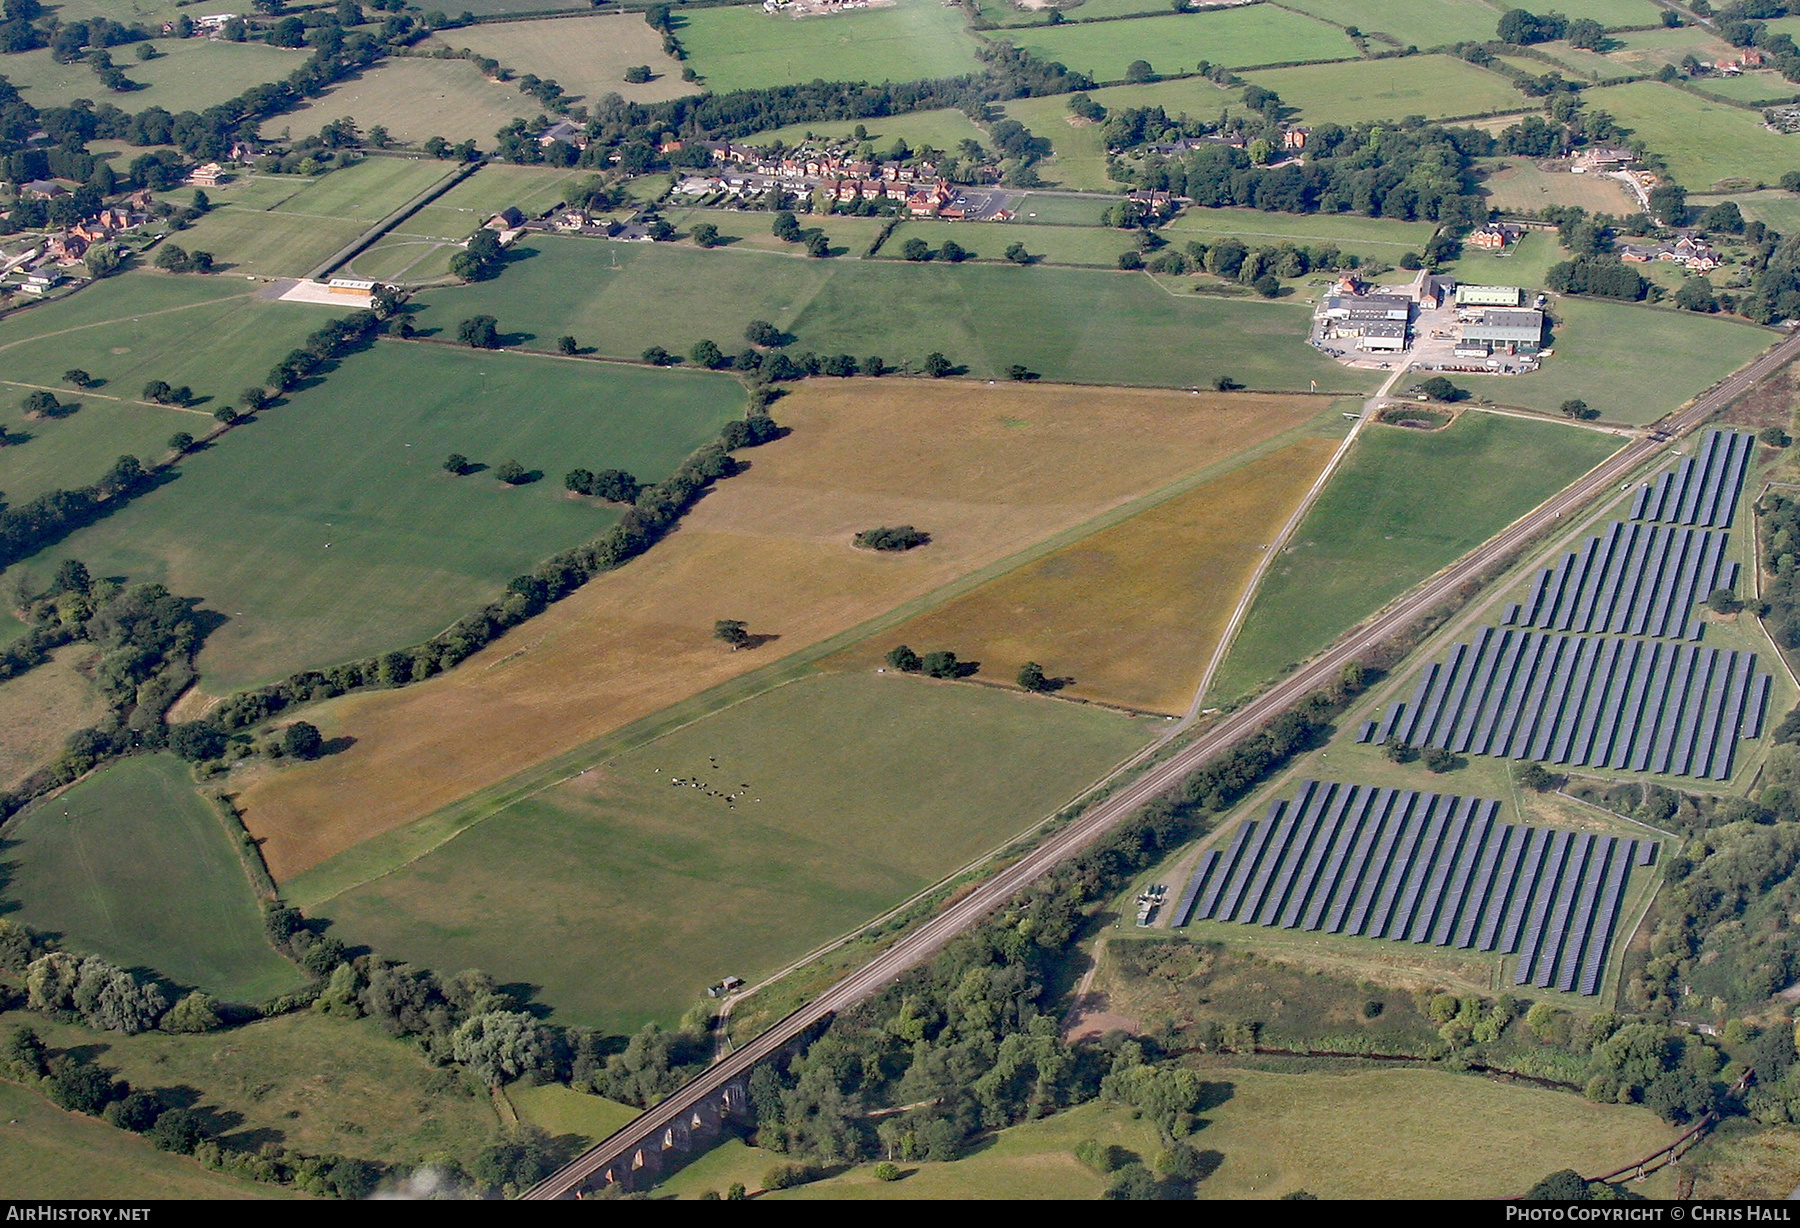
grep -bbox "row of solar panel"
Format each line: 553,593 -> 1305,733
1166,781 -> 1652,995
1378,629 -> 1768,781
1513,521 -> 1736,642
1629,429 -> 1754,529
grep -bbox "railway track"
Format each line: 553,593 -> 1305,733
526,329 -> 1800,1200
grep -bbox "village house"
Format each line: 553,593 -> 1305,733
1127,188 -> 1176,216
906,180 -> 956,217
1571,146 -> 1631,172
538,118 -> 587,149
1281,125 -> 1311,151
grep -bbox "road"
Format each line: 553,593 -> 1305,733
525,328 -> 1800,1200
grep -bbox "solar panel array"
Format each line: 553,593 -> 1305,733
1629,430 -> 1755,528
1377,429 -> 1768,781
1387,629 -> 1767,780
1512,522 -> 1736,641
1170,781 -> 1653,995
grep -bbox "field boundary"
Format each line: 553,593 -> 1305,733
282,400 -> 1347,908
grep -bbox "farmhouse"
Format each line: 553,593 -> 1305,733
1466,223 -> 1522,251
538,119 -> 587,150
1455,283 -> 1523,308
1458,307 -> 1544,356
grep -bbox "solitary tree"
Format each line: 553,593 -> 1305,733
212,406 -> 238,425
241,387 -> 270,412
494,459 -> 528,484
142,379 -> 172,404
1017,661 -> 1049,692
167,431 -> 193,453
714,619 -> 750,650
886,644 -> 921,672
1004,241 -> 1030,265
1007,364 -> 1032,381
805,231 -> 830,258
22,390 -> 59,416
772,211 -> 802,243
901,238 -> 931,262
691,222 -> 719,248
691,339 -> 724,369
1708,587 -> 1744,614
281,720 -> 323,760
920,650 -> 962,679
624,64 -> 652,83
1422,746 -> 1458,773
62,369 -> 92,388
557,335 -> 578,356
864,356 -> 884,377
1762,426 -> 1793,448
923,352 -> 952,378
1213,375 -> 1242,391
937,239 -> 966,264
1560,398 -> 1598,420
445,453 -> 471,475
744,319 -> 783,348
459,315 -> 500,349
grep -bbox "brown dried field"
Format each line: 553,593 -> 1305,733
236,380 -> 1332,882
1479,160 -> 1640,216
0,647 -> 104,790
826,434 -> 1339,714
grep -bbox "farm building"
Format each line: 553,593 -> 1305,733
1455,284 -> 1524,307
1321,294 -> 1411,322
1356,321 -> 1407,352
1458,308 -> 1544,355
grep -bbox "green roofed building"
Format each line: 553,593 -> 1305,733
1456,284 -> 1524,307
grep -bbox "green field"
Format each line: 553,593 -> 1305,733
879,217 -> 1136,267
1212,413 -> 1623,701
1243,55 -> 1527,123
1718,190 -> 1800,235
994,93 -> 1117,191
676,0 -> 982,93
508,1083 -> 639,1146
0,1081 -> 279,1200
666,208 -> 890,256
1512,44 -> 1638,82
1606,25 -> 1737,70
0,1008 -> 500,1169
1554,0 -> 1665,25
2,755 -> 303,1002
0,399 -> 200,504
312,671 -> 1159,1029
1164,204 -> 1440,256
407,235 -> 1376,392
1586,80 -> 1800,189
167,210 -> 367,279
1454,297 -> 1775,425
739,107 -> 989,154
1274,0 -> 1503,48
1447,228 -> 1566,288
41,342 -> 745,691
1011,6 -> 1357,82
1011,192 -> 1117,226
270,157 -> 452,223
0,37 -> 300,114
412,163 -> 588,226
1688,73 -> 1800,106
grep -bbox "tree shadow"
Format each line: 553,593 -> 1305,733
741,632 -> 781,651
1041,674 -> 1075,693
1195,1080 -> 1235,1114
0,426 -> 35,447
319,735 -> 356,757
30,400 -> 81,420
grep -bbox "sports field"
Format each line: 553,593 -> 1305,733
738,107 -> 988,154
831,432 -> 1339,713
0,648 -> 104,790
1242,55 -> 1526,123
676,0 -> 981,93
1274,0 -> 1502,49
291,56 -> 540,147
1584,80 -> 1800,189
761,1067 -> 1677,1200
437,14 -> 699,105
1453,297 -> 1775,425
0,1008 -> 500,1169
1011,6 -> 1356,82
0,276 -> 345,457
0,1082 -> 278,1200
1162,204 -> 1439,258
1212,413 -> 1624,701
238,380 -> 1330,885
406,235 -> 1373,391
173,157 -> 456,278
2,755 -> 303,1001
1479,158 -> 1641,215
314,670 -> 1157,1028
0,37 -> 299,114
47,343 -> 743,692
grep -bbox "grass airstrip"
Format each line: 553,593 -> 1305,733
407,235 -> 1373,392
238,380 -> 1335,887
49,341 -> 744,692
1212,412 -> 1625,703
315,670 -> 1159,1029
829,431 -> 1341,713
2,755 -> 303,1002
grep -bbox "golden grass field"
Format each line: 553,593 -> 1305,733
827,433 -> 1339,713
0,647 -> 103,790
432,14 -> 700,106
290,57 -> 540,146
235,381 -> 1332,881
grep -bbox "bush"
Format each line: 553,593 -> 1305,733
1421,745 -> 1458,773
920,650 -> 962,679
1762,426 -> 1792,448
45,1058 -> 118,1115
886,644 -> 921,673
762,1162 -> 819,1191
853,525 -> 929,552
872,1161 -> 901,1182
281,721 -> 323,760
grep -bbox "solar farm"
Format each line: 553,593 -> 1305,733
1362,431 -> 1771,782
1171,781 -> 1656,996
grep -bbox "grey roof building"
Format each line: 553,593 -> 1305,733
1460,307 -> 1544,352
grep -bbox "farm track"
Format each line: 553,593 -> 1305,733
526,330 -> 1800,1199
